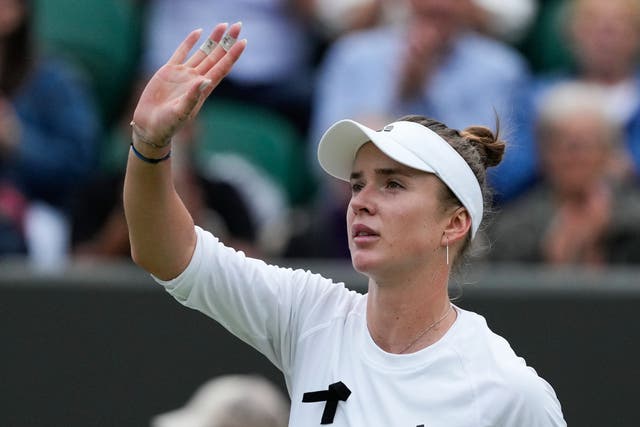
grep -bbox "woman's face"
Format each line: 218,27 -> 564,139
0,0 -> 25,38
346,143 -> 452,281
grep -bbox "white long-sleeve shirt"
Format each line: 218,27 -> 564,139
154,226 -> 566,426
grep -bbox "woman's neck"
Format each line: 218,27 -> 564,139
365,264 -> 456,354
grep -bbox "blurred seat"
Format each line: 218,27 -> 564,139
196,100 -> 316,206
518,0 -> 574,73
33,0 -> 143,126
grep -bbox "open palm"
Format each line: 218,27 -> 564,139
132,23 -> 246,146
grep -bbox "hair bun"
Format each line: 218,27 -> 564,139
460,125 -> 505,168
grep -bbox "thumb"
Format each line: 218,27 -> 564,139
175,78 -> 212,121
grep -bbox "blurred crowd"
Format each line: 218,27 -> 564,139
2,0 -> 640,270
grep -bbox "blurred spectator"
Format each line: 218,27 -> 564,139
0,0 -> 100,267
71,120 -> 260,260
151,375 -> 289,427
489,82 -> 640,265
490,0 -> 640,202
142,0 -> 315,131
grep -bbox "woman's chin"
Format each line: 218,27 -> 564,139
350,253 -> 380,275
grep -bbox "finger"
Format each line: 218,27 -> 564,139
203,38 -> 247,88
185,23 -> 228,68
195,21 -> 243,75
174,77 -> 212,121
167,28 -> 203,65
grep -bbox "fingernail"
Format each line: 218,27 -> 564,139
198,79 -> 212,93
235,21 -> 242,28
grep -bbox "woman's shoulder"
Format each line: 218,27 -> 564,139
453,308 -> 536,371
451,309 -> 565,425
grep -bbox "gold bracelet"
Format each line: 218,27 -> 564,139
130,121 -> 172,149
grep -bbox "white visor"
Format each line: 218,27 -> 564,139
317,119 -> 483,239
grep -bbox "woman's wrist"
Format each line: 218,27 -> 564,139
129,120 -> 172,162
130,136 -> 171,157
130,120 -> 172,149
130,142 -> 171,164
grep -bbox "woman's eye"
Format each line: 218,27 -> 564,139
351,182 -> 363,192
386,181 -> 403,189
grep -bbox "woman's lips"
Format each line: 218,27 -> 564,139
351,224 -> 379,245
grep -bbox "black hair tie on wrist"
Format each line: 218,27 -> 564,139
130,143 -> 171,164
302,381 -> 351,424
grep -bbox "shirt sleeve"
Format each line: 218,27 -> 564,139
153,226 -> 359,375
494,366 -> 567,427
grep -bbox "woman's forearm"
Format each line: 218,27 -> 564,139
123,147 -> 196,280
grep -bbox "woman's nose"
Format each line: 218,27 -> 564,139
350,186 -> 376,215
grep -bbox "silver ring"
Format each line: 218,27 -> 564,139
220,33 -> 237,52
199,38 -> 217,55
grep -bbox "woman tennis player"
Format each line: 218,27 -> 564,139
124,22 -> 566,426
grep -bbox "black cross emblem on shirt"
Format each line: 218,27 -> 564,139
302,381 -> 352,424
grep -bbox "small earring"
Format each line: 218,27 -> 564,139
446,236 -> 449,266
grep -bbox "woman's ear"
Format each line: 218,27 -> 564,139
441,207 -> 471,246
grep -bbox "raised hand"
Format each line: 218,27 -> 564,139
131,22 -> 246,150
